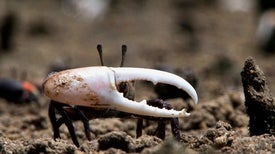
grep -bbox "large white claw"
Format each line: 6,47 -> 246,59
43,66 -> 198,118
111,67 -> 198,104
104,67 -> 197,118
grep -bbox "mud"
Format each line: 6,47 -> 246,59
1,0 -> 275,153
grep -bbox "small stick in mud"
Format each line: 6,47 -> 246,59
241,57 -> 275,135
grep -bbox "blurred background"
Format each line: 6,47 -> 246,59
0,0 -> 274,102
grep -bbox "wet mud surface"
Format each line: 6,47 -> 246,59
1,0 -> 275,153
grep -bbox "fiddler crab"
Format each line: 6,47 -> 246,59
42,45 -> 198,147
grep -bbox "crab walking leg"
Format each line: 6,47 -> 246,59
111,67 -> 198,104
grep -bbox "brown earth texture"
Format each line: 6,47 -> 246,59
0,0 -> 275,153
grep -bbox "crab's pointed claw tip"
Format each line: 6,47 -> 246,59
192,91 -> 198,104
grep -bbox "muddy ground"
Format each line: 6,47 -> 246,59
0,0 -> 275,153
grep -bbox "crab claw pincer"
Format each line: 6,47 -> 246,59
43,66 -> 198,118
